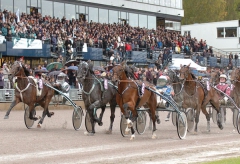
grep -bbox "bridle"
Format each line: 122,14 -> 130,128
112,65 -> 125,84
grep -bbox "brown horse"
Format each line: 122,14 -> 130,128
179,64 -> 223,132
201,70 -> 224,130
112,62 -> 157,140
4,61 -> 55,127
231,68 -> 240,107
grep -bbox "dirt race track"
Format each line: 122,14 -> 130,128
1,106 -> 240,164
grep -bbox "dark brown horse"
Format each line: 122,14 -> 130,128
112,62 -> 157,140
4,61 -> 55,127
179,64 -> 223,132
77,61 -> 117,135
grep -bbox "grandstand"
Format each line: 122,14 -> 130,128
0,0 -> 183,67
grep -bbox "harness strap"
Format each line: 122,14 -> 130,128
16,78 -> 31,102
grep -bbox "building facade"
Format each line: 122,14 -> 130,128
0,0 -> 184,30
181,20 -> 240,53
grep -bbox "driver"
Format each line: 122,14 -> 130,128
216,74 -> 231,105
156,75 -> 175,122
56,72 -> 70,93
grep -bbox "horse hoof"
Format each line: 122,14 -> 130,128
165,118 -> 169,122
84,131 -> 94,136
125,128 -> 130,135
98,122 -> 103,126
37,124 -> 41,128
106,130 -> 112,134
152,133 -> 157,139
130,134 -> 135,140
157,119 -> 161,124
4,115 -> 9,119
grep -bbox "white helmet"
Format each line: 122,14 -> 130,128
57,72 -> 67,84
219,74 -> 227,79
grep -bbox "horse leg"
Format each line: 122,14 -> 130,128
194,108 -> 200,133
165,111 -> 171,122
209,96 -> 223,130
89,100 -> 104,125
97,106 -> 106,126
29,104 -> 38,121
201,103 -> 211,132
150,108 -> 157,139
130,114 -> 137,140
37,110 -> 47,128
106,103 -> 116,134
148,113 -> 153,130
4,99 -> 20,119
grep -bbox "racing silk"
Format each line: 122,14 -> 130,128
157,85 -> 173,99
216,83 -> 231,96
38,79 -> 43,89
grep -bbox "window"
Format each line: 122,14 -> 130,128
53,2 -> 64,19
14,0 -> 27,13
217,28 -> 224,38
109,10 -> 118,24
42,0 -> 53,17
79,6 -> 85,14
89,7 -> 98,23
139,14 -> 147,28
31,0 -> 37,7
1,0 -> 13,12
129,13 -> 138,27
99,9 -> 108,24
148,15 -> 156,29
225,27 -> 237,37
65,4 -> 76,20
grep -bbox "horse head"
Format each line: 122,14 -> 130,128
112,61 -> 126,83
77,61 -> 93,80
210,70 -> 220,85
10,61 -> 29,77
231,67 -> 240,83
179,63 -> 191,81
168,69 -> 179,84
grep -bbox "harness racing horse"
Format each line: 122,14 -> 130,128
4,61 -> 55,127
179,64 -> 223,132
112,62 -> 157,140
231,68 -> 240,106
77,61 -> 117,135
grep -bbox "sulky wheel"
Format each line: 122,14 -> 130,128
85,111 -> 96,133
136,111 -> 147,135
212,107 -> 217,124
177,112 -> 187,139
24,106 -> 36,129
237,112 -> 240,134
172,111 -> 177,126
233,108 -> 238,128
72,106 -> 83,131
186,108 -> 194,132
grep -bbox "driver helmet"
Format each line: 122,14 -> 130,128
219,74 -> 227,80
57,72 -> 66,84
157,75 -> 168,87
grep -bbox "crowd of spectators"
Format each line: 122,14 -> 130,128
0,8 -> 214,62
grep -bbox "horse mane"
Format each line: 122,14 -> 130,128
190,72 -> 197,79
22,64 -> 30,76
